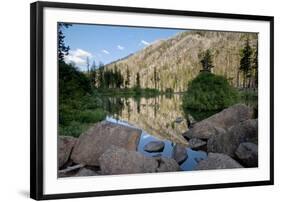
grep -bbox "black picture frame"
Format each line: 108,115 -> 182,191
30,1 -> 274,200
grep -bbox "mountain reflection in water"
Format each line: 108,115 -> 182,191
106,116 -> 207,171
102,93 -> 188,145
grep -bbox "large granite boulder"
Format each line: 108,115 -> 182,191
207,119 -> 258,157
183,104 -> 253,140
99,146 -> 180,175
144,141 -> 165,152
58,136 -> 77,168
235,142 -> 258,167
172,144 -> 188,164
71,121 -> 141,166
195,153 -> 243,170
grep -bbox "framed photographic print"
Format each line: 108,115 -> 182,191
30,1 -> 274,200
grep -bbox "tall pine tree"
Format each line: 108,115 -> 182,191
199,49 -> 214,72
98,63 -> 104,88
125,67 -> 130,88
136,72 -> 141,89
239,37 -> 253,89
90,61 -> 97,88
252,41 -> 258,89
58,23 -> 71,62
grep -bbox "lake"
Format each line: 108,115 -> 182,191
102,93 -> 209,171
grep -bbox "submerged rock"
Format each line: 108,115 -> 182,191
71,121 -> 141,166
144,141 -> 165,152
188,138 -> 206,150
172,144 -> 188,164
235,142 -> 258,167
58,136 -> 77,169
99,146 -> 180,175
207,119 -> 258,157
195,153 -> 243,170
183,104 -> 253,140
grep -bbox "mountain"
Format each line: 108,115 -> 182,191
105,30 -> 258,92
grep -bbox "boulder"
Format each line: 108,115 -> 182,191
74,168 -> 99,177
235,142 -> 258,167
58,136 -> 77,168
207,119 -> 258,157
144,141 -> 165,152
195,153 -> 243,170
172,144 -> 188,164
99,146 -> 180,175
156,157 -> 181,172
183,104 -> 253,140
99,146 -> 158,174
188,138 -> 207,150
71,121 -> 141,166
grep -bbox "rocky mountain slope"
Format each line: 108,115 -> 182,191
105,30 -> 258,92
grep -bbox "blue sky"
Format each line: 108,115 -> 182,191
62,24 -> 185,71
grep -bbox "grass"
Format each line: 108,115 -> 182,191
59,95 -> 107,137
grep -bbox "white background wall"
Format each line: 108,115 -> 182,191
0,0 -> 279,201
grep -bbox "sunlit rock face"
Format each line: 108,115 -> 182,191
104,94 -> 188,145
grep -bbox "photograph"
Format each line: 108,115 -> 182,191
58,23 -> 259,177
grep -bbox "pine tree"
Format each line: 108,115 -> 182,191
116,69 -> 124,88
125,67 -> 130,88
90,61 -> 97,88
58,23 -> 71,62
86,57 -> 90,75
136,72 -> 141,89
252,41 -> 258,89
98,63 -> 104,88
199,49 -> 214,72
239,37 -> 253,88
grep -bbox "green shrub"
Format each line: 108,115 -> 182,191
183,72 -> 239,111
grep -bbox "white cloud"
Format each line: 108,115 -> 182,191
102,49 -> 110,54
140,40 -> 150,46
117,45 -> 124,50
64,48 -> 92,66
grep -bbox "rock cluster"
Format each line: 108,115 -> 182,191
58,121 -> 181,177
182,104 -> 258,169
